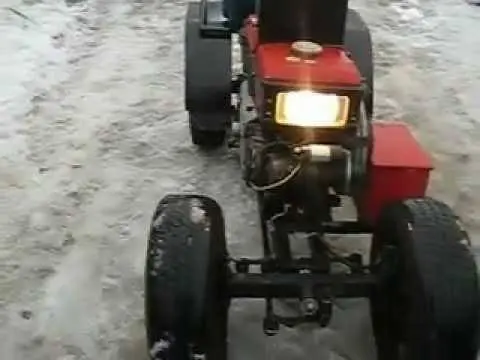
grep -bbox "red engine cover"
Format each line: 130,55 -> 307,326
256,44 -> 361,87
242,16 -> 361,87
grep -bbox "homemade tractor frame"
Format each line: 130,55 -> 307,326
145,0 -> 480,359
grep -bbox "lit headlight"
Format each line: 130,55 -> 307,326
275,90 -> 349,128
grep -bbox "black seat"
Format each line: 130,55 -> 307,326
257,0 -> 349,45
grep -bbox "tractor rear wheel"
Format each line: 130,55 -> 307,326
370,197 -> 480,360
345,9 -> 374,118
189,113 -> 227,148
185,1 -> 231,149
145,194 -> 229,360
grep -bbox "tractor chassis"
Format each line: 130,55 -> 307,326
185,0 -> 382,334
225,193 -> 384,335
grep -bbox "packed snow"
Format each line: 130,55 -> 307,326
0,0 -> 479,359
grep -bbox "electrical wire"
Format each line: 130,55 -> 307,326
249,162 -> 302,191
247,141 -> 304,192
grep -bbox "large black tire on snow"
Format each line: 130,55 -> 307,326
145,194 -> 229,360
185,2 -> 231,149
370,197 -> 480,360
189,113 -> 227,149
345,9 -> 374,118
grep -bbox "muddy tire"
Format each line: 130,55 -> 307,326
145,194 -> 229,360
370,197 -> 480,360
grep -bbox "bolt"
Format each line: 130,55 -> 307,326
301,298 -> 318,316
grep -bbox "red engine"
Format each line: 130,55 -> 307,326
241,16 -> 433,225
242,15 -> 361,88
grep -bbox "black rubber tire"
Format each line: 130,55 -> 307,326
189,114 -> 227,148
370,197 -> 480,360
345,9 -> 374,118
185,2 -> 232,143
145,194 -> 229,360
185,2 -> 232,113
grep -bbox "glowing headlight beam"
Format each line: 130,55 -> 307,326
275,91 -> 349,128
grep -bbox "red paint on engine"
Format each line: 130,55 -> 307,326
241,15 -> 360,87
358,122 -> 433,225
256,45 -> 361,87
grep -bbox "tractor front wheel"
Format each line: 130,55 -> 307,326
370,197 -> 480,360
145,194 -> 229,360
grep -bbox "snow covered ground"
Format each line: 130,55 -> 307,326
0,0 -> 479,359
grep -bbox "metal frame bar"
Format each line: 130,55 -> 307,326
228,272 -> 376,298
235,194 -> 377,302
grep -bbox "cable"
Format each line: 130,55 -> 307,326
249,161 -> 302,191
247,141 -> 304,192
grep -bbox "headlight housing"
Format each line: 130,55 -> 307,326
274,90 -> 350,128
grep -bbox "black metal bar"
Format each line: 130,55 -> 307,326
322,221 -> 373,234
228,272 -> 376,299
308,235 -> 330,272
258,193 -> 273,257
279,220 -> 372,235
272,218 -> 293,265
